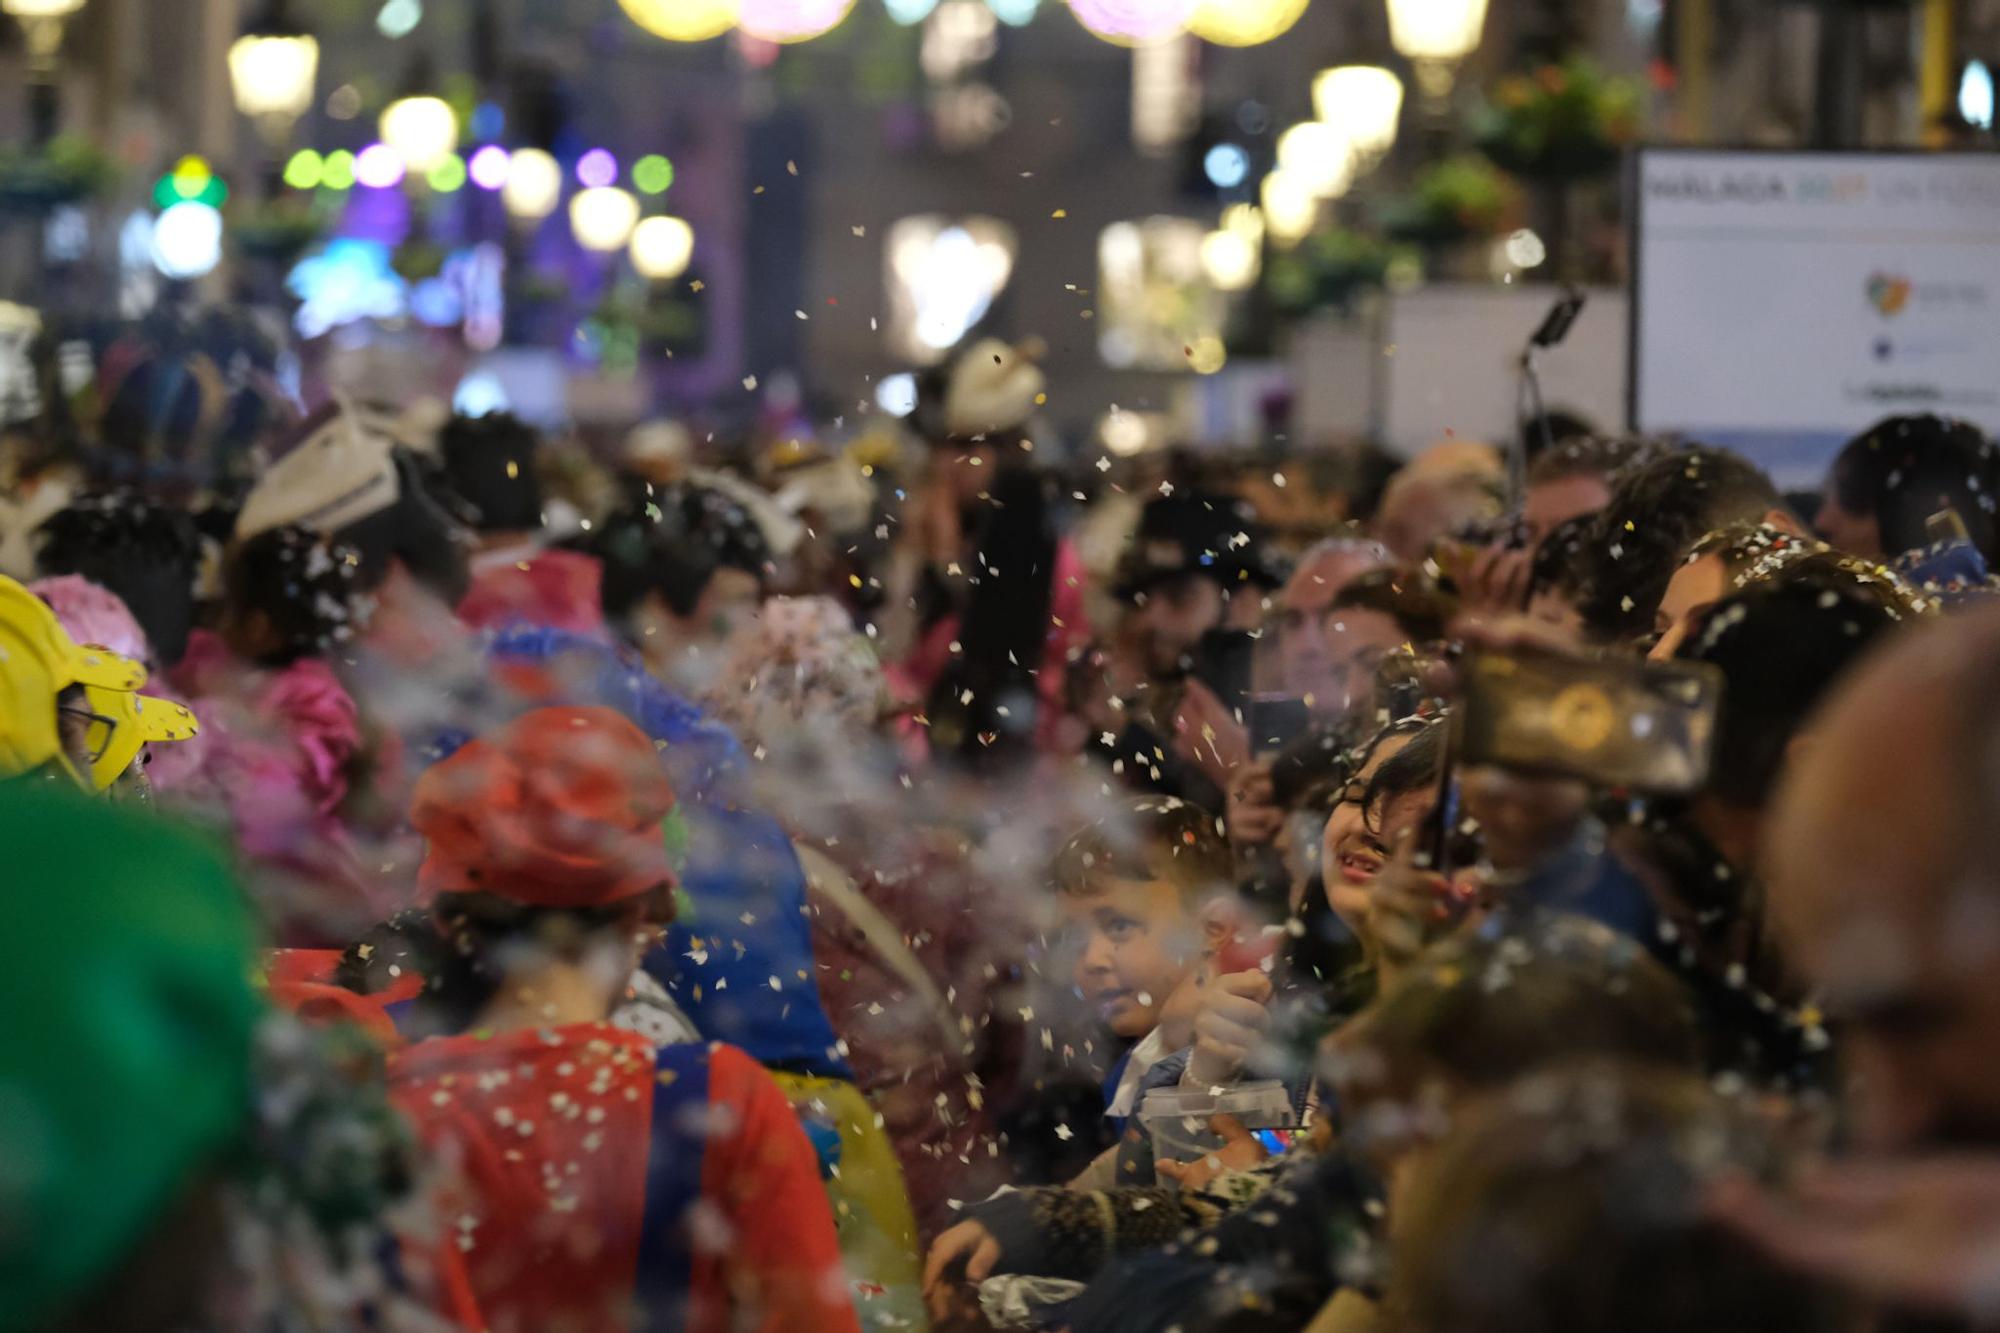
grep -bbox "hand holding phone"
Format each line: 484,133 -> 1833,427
1457,650 -> 1723,795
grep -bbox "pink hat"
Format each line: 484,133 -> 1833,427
29,575 -> 154,666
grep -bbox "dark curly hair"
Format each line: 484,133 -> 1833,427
438,411 -> 544,534
589,484 -> 773,624
223,524 -> 367,667
1578,444 -> 1785,642
34,491 -> 205,665
1827,413 -> 2000,563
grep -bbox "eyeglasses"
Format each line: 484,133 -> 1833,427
55,704 -> 118,765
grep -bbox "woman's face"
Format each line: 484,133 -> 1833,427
1649,553 -> 1730,661
1815,474 -> 1882,558
1321,730 -> 1417,929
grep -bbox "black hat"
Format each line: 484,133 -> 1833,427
1114,491 -> 1275,600
439,411 -> 543,534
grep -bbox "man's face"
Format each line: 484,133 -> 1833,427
1314,607 -> 1406,716
1767,674 -> 2000,1150
1129,576 -> 1225,679
1815,485 -> 1883,559
691,568 -> 764,646
1649,553 -> 1730,661
1066,876 -> 1204,1039
1275,549 -> 1386,691
1522,473 -> 1612,548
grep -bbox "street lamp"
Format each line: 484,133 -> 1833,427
1313,65 -> 1403,164
1384,0 -> 1488,104
229,0 -> 319,146
3,0 -> 86,145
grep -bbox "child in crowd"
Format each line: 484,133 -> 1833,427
1052,795 -> 1239,1136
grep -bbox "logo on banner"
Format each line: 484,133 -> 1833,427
1867,272 -> 1913,317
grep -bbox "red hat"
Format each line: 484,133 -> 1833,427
411,706 -> 676,909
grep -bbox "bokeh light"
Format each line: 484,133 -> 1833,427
151,201 -> 224,279
630,215 -> 697,279
619,0 -> 740,41
1066,0 -> 1197,45
282,150 -> 323,190
569,186 -> 642,252
378,94 -> 458,173
885,0 -> 939,21
1204,143 -> 1250,190
1186,333 -> 1228,374
987,0 -> 1038,20
876,373 -> 919,416
426,152 -> 468,193
1276,120 -> 1356,199
321,150 -> 357,191
1313,66 -> 1404,162
1261,169 -> 1318,243
1199,229 -> 1258,291
1504,227 -> 1547,269
577,148 -> 619,189
1185,0 -> 1306,46
467,145 -> 511,190
502,148 -> 563,219
633,154 -> 676,195
355,142 -> 407,189
738,0 -> 855,42
320,148 -> 360,189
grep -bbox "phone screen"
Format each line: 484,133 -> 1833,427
1247,694 -> 1310,756
1458,651 -> 1723,795
1252,1128 -> 1300,1156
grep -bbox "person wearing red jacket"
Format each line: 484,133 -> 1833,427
385,705 -> 859,1333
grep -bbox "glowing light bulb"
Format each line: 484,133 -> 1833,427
569,186 -> 641,251
1185,0 -> 1307,47
502,147 -> 562,219
630,215 -> 696,279
618,0 -> 740,41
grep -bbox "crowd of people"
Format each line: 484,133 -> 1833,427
9,319 -> 2000,1333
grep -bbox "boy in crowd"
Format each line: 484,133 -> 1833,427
1053,795 -> 1240,1133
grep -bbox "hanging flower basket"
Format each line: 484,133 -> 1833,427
0,137 -> 116,216
1268,228 -> 1394,316
1471,57 -> 1643,182
1381,155 -> 1524,247
231,200 -> 329,266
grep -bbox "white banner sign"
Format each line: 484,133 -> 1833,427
1632,149 -> 2000,481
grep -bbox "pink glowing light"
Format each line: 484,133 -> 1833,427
1067,0 -> 1198,43
736,0 -> 855,43
576,148 -> 619,189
